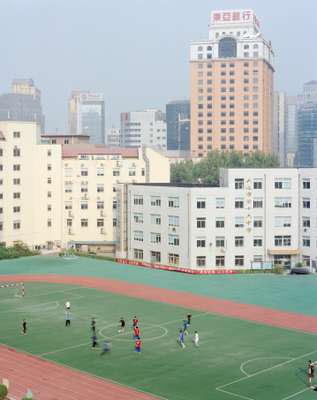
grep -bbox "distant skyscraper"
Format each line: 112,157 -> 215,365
166,100 -> 190,151
297,102 -> 317,167
273,92 -> 286,166
106,127 -> 121,147
120,109 -> 166,150
68,91 -> 105,144
0,79 -> 45,132
190,9 -> 274,158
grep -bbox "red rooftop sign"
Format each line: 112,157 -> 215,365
212,10 -> 260,29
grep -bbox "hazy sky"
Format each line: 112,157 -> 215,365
1,0 -> 316,132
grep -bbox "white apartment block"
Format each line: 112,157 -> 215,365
0,121 -> 62,249
120,109 -> 167,150
117,168 -> 317,272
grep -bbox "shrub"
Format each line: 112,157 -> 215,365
0,384 -> 8,400
295,262 -> 304,268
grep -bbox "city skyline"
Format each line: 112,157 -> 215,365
1,0 -> 316,132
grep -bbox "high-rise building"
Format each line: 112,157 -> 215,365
297,102 -> 317,167
68,91 -> 105,144
166,100 -> 190,151
120,109 -> 166,150
273,92 -> 286,166
190,10 -> 274,158
106,127 -> 121,147
0,79 -> 45,132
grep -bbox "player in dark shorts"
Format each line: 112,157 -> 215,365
65,311 -> 71,327
308,360 -> 316,388
91,317 -> 96,333
91,333 -> 98,349
118,317 -> 125,333
187,314 -> 192,325
21,319 -> 27,335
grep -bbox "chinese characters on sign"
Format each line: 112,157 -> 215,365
212,10 -> 260,29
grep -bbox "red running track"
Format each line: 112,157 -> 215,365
0,345 -> 160,400
1,273 -> 317,399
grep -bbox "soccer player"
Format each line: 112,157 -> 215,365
182,319 -> 189,335
91,333 -> 98,349
65,311 -> 71,327
187,314 -> 192,325
132,316 -> 139,327
308,360 -> 316,388
133,325 -> 140,339
21,319 -> 27,335
192,330 -> 199,347
135,337 -> 142,353
118,317 -> 125,333
91,317 -> 96,334
178,329 -> 185,349
100,339 -> 111,355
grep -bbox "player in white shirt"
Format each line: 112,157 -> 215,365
65,301 -> 71,310
192,330 -> 199,347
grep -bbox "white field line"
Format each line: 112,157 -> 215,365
240,357 -> 292,377
216,349 -> 317,400
281,387 -> 311,400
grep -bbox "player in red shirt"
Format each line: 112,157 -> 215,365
132,316 -> 138,327
133,325 -> 140,339
135,337 -> 142,353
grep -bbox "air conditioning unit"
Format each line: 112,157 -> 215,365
172,227 -> 176,232
100,228 -> 105,234
304,228 -> 307,232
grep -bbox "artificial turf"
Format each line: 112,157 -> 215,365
0,282 -> 316,400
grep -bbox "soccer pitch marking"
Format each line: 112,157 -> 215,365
0,301 -> 60,314
216,349 -> 317,400
98,323 -> 168,343
240,356 -> 293,377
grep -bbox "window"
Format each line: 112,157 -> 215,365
97,184 -> 104,193
133,195 -> 143,206
47,177 -> 52,184
133,213 -> 143,223
235,198 -> 244,208
215,256 -> 225,267
47,219 -> 52,227
168,197 -> 179,208
235,236 -> 244,247
274,235 -> 291,246
253,179 -> 263,189
133,231 -> 144,242
275,216 -> 291,227
13,221 -> 21,230
235,256 -> 244,266
215,218 -> 224,228
253,198 -> 263,208
274,197 -> 292,208
13,131 -> 20,138
134,249 -> 143,260
219,37 -> 237,58
303,179 -> 311,189
196,256 -> 206,267
235,179 -> 244,189
97,201 -> 104,209
151,196 -> 161,206
65,202 -> 72,210
302,217 -> 310,228
253,237 -> 263,247
64,168 -> 72,177
235,217 -> 244,228
274,178 -> 291,189
13,147 -> 20,157
13,178 -> 20,185
113,169 -> 120,176
168,253 -> 180,266
81,169 -> 88,176
253,217 -> 263,228
197,238 -> 206,248
303,237 -> 310,247
150,214 -> 161,225
13,206 -> 20,213
97,168 -> 104,176
303,198 -> 311,208
168,215 -> 179,227
13,192 -> 20,199
302,255 -> 310,267
216,237 -> 225,247
197,218 -> 206,228
67,219 -> 72,227
81,219 -> 88,227
47,204 -> 52,211
196,198 -> 206,209
81,202 -> 88,210
13,164 -> 20,171
216,197 -> 225,208
168,234 -> 179,246
150,232 -> 161,244
150,251 -> 161,263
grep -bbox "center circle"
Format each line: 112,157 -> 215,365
98,323 -> 168,342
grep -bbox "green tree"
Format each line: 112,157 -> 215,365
170,151 -> 279,185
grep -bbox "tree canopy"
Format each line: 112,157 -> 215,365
170,151 -> 279,185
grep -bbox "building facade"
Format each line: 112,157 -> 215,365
68,91 -> 105,144
297,102 -> 317,167
0,79 -> 45,133
41,134 -> 90,145
106,127 -> 121,147
120,109 -> 167,150
0,121 -> 62,249
166,100 -> 190,151
190,10 -> 274,158
118,168 -> 317,272
273,92 -> 286,166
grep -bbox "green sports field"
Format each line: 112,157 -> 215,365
0,281 -> 317,400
